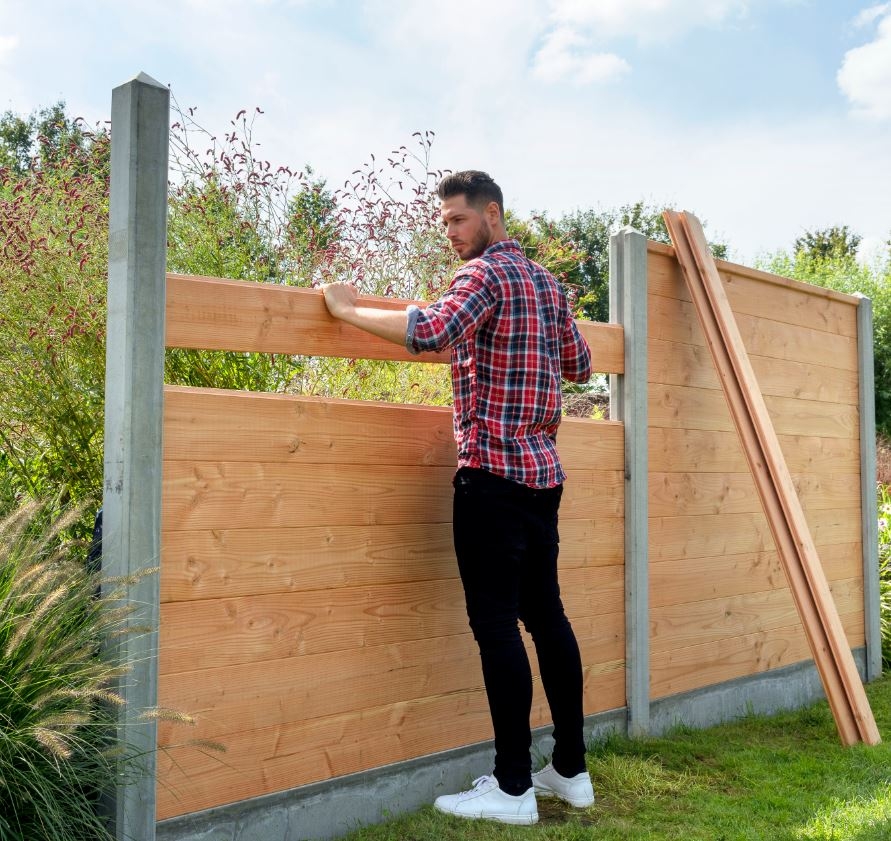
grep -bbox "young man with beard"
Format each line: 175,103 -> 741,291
322,170 -> 595,825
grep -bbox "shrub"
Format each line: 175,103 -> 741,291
0,499 -> 133,841
879,483 -> 891,672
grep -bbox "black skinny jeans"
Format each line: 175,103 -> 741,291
452,467 -> 586,796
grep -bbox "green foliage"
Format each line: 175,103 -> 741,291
879,483 -> 891,672
0,121 -> 109,529
0,500 -> 134,841
0,102 -> 97,177
795,225 -> 861,263
532,201 -> 727,323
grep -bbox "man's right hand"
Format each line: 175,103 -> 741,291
321,281 -> 359,320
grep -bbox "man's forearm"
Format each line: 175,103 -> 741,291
332,303 -> 409,347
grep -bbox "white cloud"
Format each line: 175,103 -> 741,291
0,34 -> 18,61
531,26 -> 630,84
838,6 -> 891,120
546,0 -> 751,42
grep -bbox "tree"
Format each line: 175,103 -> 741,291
794,226 -> 861,263
533,201 -> 727,323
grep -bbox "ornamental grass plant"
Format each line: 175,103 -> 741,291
0,499 -> 133,841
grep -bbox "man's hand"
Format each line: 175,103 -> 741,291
319,280 -> 410,347
321,281 -> 358,320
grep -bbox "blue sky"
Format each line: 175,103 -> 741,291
1,0 -> 889,265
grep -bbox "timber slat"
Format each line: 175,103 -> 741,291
649,542 -> 863,609
650,610 -> 865,700
162,386 -> 623,471
164,273 -> 625,372
158,565 -> 625,674
663,210 -> 879,746
649,292 -> 859,372
160,517 -> 625,603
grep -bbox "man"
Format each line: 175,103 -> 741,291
322,170 -> 595,825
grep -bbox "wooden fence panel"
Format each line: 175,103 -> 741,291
646,241 -> 865,701
157,387 -> 626,819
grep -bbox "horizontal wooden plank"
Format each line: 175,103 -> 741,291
157,661 -> 627,820
159,565 -> 625,674
646,247 -> 859,337
650,577 -> 863,654
649,293 -> 859,372
161,461 -> 623,532
649,610 -> 865,700
648,508 -> 862,563
163,387 -> 456,466
649,542 -> 863,609
649,383 -> 859,439
649,338 -> 860,405
162,386 -> 623,472
160,516 -> 624,604
157,613 -> 625,744
649,471 -> 861,518
165,273 -> 625,372
648,427 -> 861,474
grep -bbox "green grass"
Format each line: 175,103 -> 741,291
339,676 -> 891,841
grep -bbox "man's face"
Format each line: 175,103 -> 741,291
440,194 -> 492,261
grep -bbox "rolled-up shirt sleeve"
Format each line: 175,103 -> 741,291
560,315 -> 592,383
405,268 -> 496,355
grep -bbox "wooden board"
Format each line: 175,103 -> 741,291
165,273 -> 625,372
646,246 -> 859,337
649,427 -> 860,474
649,471 -> 861,518
160,516 -> 625,603
649,383 -> 859,439
650,610 -> 865,700
157,613 -> 626,744
649,542 -> 862,609
649,292 -> 859,372
162,386 -> 624,471
649,337 -> 860,404
158,564 -> 625,674
650,577 -> 864,654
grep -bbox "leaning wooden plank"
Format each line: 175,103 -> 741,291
165,273 -> 625,372
663,210 -> 879,746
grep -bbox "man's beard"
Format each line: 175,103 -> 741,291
462,219 -> 492,260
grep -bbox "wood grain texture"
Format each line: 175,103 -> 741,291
165,273 -> 625,372
160,516 -> 625,603
649,293 -> 859,372
158,565 -> 625,674
650,610 -> 865,700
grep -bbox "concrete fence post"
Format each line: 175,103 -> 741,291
102,72 -> 169,841
609,228 -> 649,736
855,293 -> 881,683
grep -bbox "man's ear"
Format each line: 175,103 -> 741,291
485,200 -> 501,224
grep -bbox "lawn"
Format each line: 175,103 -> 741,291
338,675 -> 891,841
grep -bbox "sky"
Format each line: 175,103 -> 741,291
1,0 -> 890,266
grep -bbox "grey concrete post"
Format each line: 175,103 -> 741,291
855,294 -> 881,682
103,72 -> 169,841
609,228 -> 649,736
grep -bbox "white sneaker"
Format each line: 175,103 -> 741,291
434,775 -> 539,825
532,762 -> 595,807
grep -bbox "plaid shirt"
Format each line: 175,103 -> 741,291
406,239 -> 591,488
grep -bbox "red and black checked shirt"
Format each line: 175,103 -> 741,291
406,239 -> 591,488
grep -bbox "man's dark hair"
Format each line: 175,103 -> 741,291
437,170 -> 504,219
